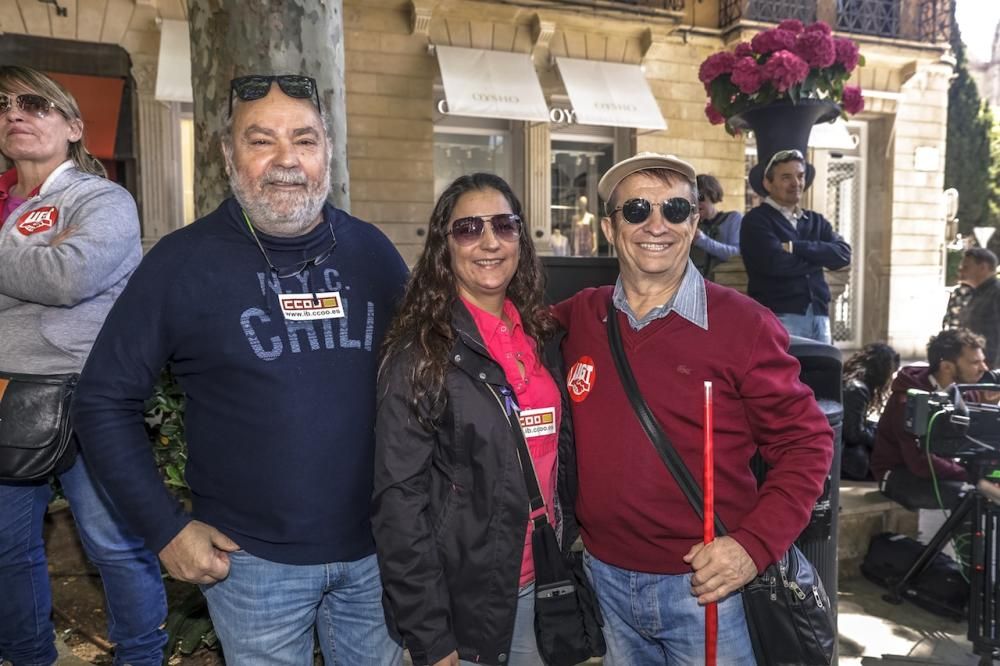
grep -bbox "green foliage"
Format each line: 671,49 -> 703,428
145,368 -> 189,496
944,4 -> 1000,239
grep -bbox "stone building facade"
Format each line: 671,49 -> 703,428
0,0 -> 955,355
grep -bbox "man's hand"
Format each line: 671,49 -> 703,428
159,520 -> 240,584
683,536 -> 757,605
431,651 -> 459,666
978,479 -> 1000,504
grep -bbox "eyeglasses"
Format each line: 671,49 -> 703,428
446,214 -> 522,245
0,92 -> 61,119
610,198 -> 694,225
242,210 -> 336,279
229,75 -> 321,117
764,149 -> 805,175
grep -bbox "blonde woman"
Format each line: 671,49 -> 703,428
0,66 -> 166,665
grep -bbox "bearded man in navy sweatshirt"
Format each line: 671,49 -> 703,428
72,75 -> 407,664
740,149 -> 851,344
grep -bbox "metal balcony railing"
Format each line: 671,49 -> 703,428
719,0 -> 951,43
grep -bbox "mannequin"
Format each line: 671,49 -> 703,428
550,226 -> 569,256
572,195 -> 597,257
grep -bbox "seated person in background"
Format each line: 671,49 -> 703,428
691,173 -> 742,281
871,329 -> 999,511
841,343 -> 900,481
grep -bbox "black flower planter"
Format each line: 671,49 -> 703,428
730,98 -> 840,197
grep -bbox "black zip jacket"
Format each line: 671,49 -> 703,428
960,275 -> 1000,368
372,302 -> 579,666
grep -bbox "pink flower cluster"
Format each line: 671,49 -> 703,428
698,19 -> 865,130
842,85 -> 864,114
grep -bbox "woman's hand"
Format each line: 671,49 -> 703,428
432,651 -> 460,666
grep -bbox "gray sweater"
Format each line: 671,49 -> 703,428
0,162 -> 141,375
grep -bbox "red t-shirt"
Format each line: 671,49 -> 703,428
463,297 -> 561,586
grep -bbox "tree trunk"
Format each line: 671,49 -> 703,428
186,0 -> 349,218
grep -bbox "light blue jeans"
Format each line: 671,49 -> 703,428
459,582 -> 542,666
776,304 -> 832,344
0,457 -> 167,666
584,550 -> 756,665
201,550 -> 401,665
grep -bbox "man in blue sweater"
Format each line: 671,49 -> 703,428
739,149 -> 851,343
72,75 -> 407,664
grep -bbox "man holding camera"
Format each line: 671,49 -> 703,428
871,328 -> 999,511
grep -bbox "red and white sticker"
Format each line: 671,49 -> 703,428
278,291 -> 345,320
17,206 -> 59,235
518,407 -> 557,438
567,356 -> 596,403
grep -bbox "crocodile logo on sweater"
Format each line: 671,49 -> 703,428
16,206 -> 59,235
567,356 -> 595,403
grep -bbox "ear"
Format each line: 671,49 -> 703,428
66,118 -> 83,143
600,216 -> 615,247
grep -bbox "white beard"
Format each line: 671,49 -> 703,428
227,158 -> 331,237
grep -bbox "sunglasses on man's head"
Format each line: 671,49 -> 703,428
446,214 -> 522,245
229,75 -> 321,117
610,198 -> 694,225
764,149 -> 806,174
0,92 -> 60,119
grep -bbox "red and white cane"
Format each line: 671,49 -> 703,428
704,381 -> 717,666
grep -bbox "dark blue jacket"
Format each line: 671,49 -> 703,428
740,203 -> 851,317
73,198 -> 408,564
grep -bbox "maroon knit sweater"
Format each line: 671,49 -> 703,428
554,283 -> 833,574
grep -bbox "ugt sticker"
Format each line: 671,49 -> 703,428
567,356 -> 595,403
17,206 -> 59,235
278,291 -> 345,320
518,407 -> 557,438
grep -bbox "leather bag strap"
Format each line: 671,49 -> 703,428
604,299 -> 728,536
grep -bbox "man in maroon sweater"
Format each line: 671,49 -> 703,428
871,328 -> 995,511
554,153 -> 833,664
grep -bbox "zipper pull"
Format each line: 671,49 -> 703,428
814,588 -> 824,609
788,581 -> 807,600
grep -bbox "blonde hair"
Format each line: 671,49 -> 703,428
0,65 -> 107,178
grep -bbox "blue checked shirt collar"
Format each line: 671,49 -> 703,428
612,259 -> 708,331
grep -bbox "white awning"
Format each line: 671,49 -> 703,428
556,57 -> 666,130
155,20 -> 193,103
436,46 -> 549,122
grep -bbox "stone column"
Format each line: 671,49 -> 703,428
523,121 -> 551,253
133,56 -> 185,248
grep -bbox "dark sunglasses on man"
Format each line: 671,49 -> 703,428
0,92 -> 61,119
609,197 -> 694,225
228,75 -> 321,117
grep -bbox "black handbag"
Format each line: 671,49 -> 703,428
497,386 -> 606,666
606,305 -> 835,666
0,370 -> 79,482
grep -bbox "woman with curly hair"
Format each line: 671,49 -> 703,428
841,342 -> 900,480
372,173 -> 579,666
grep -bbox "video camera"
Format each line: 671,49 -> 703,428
905,383 -> 1000,461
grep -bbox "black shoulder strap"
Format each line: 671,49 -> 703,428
489,385 -> 549,529
604,300 -> 728,537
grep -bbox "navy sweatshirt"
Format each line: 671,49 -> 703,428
73,198 -> 408,565
739,204 -> 851,317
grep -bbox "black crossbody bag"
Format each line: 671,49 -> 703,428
492,385 -> 606,666
0,370 -> 79,482
605,305 -> 835,666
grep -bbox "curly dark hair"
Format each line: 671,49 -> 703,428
381,173 -> 556,428
843,342 -> 900,411
927,328 -> 986,373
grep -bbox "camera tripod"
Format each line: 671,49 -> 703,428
883,486 -> 1000,665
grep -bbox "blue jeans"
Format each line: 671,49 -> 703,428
776,304 -> 832,344
201,550 -> 401,665
460,582 -> 541,666
0,457 -> 167,666
584,550 -> 756,665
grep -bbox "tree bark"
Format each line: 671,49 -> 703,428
186,0 -> 349,218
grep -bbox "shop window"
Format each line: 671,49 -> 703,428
550,138 -> 613,256
434,130 -> 511,200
